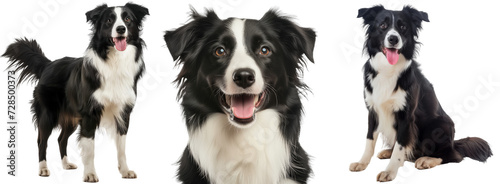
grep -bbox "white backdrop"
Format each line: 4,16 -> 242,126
1,0 -> 499,183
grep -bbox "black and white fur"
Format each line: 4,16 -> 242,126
3,3 -> 149,182
350,5 -> 493,182
164,9 -> 315,184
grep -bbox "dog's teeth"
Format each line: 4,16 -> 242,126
254,95 -> 259,105
226,95 -> 231,106
229,109 -> 235,120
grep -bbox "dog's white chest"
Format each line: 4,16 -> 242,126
364,53 -> 410,140
189,109 -> 290,184
86,46 -> 142,107
85,47 -> 142,132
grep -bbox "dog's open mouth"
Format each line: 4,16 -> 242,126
112,37 -> 127,51
382,47 -> 400,65
220,93 -> 266,125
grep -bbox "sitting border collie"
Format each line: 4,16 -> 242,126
164,9 -> 315,184
349,5 -> 493,182
3,3 -> 149,182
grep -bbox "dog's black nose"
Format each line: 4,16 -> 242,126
233,68 -> 255,89
116,26 -> 126,34
388,35 -> 399,45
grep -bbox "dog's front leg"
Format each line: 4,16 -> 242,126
350,110 -> 379,171
116,134 -> 136,178
79,112 -> 101,183
115,106 -> 136,178
376,141 -> 406,182
376,107 -> 415,182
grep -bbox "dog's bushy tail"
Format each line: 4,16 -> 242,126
3,38 -> 51,84
454,137 -> 492,162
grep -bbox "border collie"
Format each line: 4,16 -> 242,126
3,3 -> 149,182
349,5 -> 493,182
164,9 -> 315,184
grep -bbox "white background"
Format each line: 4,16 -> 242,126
1,0 -> 499,183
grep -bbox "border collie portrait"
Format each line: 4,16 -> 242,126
3,3 -> 149,182
164,9 -> 315,184
349,5 -> 493,182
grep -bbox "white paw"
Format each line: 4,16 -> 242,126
415,157 -> 442,170
376,170 -> 396,182
121,170 -> 137,179
63,162 -> 78,170
62,156 -> 78,170
349,162 -> 368,172
83,172 -> 99,182
377,149 -> 392,159
39,167 -> 50,177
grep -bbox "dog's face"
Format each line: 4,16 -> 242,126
165,10 -> 315,128
358,5 -> 429,65
86,3 -> 149,54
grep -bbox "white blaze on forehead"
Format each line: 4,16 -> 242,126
223,19 -> 265,95
112,7 -> 127,37
384,13 -> 403,49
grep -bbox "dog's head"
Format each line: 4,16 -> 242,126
358,5 -> 428,65
165,9 -> 315,128
86,3 -> 149,59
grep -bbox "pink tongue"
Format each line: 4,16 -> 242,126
113,38 -> 127,51
386,49 -> 399,65
231,95 -> 255,119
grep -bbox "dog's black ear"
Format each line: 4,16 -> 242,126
402,5 -> 429,37
125,3 -> 150,26
164,8 -> 220,61
260,10 -> 316,63
357,5 -> 385,25
86,4 -> 108,24
402,5 -> 429,23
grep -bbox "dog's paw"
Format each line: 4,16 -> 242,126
62,156 -> 78,170
349,162 -> 368,172
415,157 -> 442,170
121,170 -> 137,179
63,162 -> 78,170
83,172 -> 99,182
376,170 -> 396,182
377,149 -> 392,159
39,167 -> 50,177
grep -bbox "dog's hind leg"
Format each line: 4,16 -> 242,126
415,116 -> 467,169
38,121 -> 53,177
377,148 -> 393,159
34,86 -> 61,177
58,113 -> 78,170
415,156 -> 442,169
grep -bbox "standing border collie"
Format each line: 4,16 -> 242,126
164,9 -> 315,184
3,3 -> 149,182
349,5 -> 492,182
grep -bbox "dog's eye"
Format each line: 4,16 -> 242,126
106,18 -> 112,23
380,23 -> 388,29
400,25 -> 407,31
215,47 -> 227,57
125,17 -> 131,23
259,46 -> 271,56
